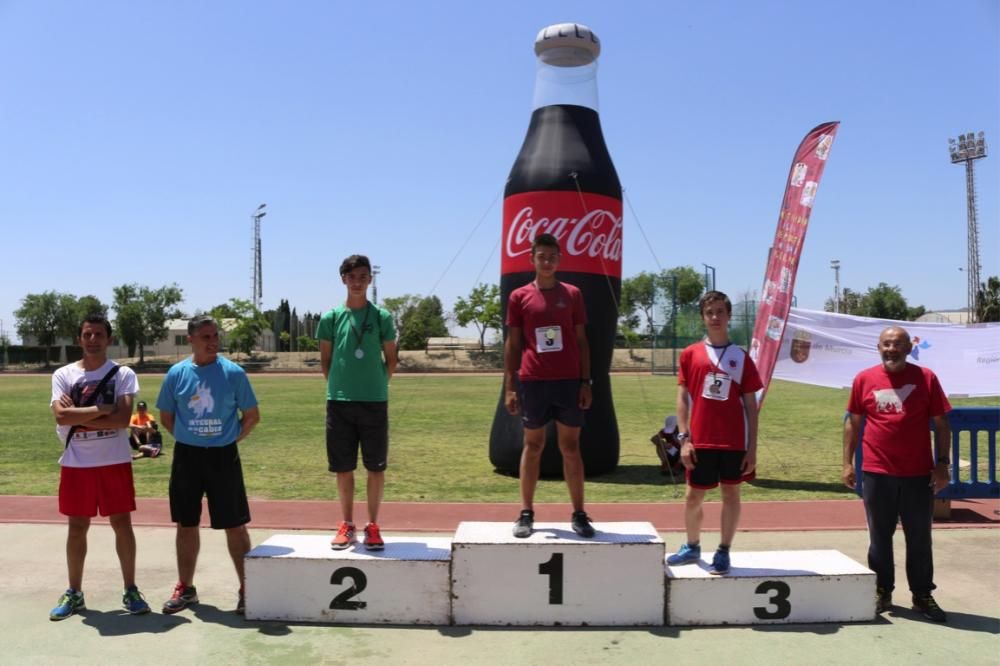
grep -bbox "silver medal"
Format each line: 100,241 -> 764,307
355,348 -> 365,359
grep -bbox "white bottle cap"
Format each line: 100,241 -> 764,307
534,23 -> 600,66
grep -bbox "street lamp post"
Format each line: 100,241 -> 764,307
251,204 -> 267,311
830,259 -> 841,313
372,265 -> 382,305
948,132 -> 987,323
702,263 -> 716,291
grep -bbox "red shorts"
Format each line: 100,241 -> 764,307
59,462 -> 136,517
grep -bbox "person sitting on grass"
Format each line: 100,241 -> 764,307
128,400 -> 156,451
132,422 -> 163,459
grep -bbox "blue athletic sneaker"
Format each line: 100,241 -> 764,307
50,589 -> 86,621
710,548 -> 731,575
666,543 -> 701,566
123,585 -> 151,615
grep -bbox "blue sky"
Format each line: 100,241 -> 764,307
1,1 -> 997,343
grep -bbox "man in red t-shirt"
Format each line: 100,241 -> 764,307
666,291 -> 762,575
504,233 -> 595,539
843,326 -> 951,622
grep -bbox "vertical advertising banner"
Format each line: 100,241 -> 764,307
749,121 -> 840,407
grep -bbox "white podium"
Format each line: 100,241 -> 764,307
451,521 -> 665,626
665,549 -> 875,625
244,534 -> 451,624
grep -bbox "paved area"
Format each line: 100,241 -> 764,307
3,517 -> 998,664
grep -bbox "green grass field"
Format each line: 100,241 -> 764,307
0,373 -> 993,503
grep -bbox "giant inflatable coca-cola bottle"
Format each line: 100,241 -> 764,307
489,23 -> 622,477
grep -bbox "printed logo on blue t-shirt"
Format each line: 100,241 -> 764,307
186,381 -> 224,437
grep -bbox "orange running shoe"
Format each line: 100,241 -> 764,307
331,521 -> 356,550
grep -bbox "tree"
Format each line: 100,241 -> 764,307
861,283 -> 910,320
76,295 -> 108,320
453,283 -> 502,350
977,276 -> 1000,322
112,283 -> 184,363
297,335 -> 319,351
14,292 -> 80,366
382,294 -> 420,335
212,298 -> 270,358
841,288 -> 864,315
663,266 -> 705,307
398,296 -> 449,350
620,272 -> 658,338
208,302 -> 239,318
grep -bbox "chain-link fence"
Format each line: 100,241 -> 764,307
649,286 -> 757,375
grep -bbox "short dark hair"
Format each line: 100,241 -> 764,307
531,234 -> 560,254
78,314 -> 112,338
137,401 -> 147,409
188,314 -> 218,336
340,254 -> 372,276
699,290 -> 732,315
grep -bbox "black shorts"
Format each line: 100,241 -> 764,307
326,401 -> 388,472
686,449 -> 754,489
518,379 -> 585,429
169,442 -> 250,529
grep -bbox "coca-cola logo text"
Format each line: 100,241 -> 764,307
505,207 -> 622,262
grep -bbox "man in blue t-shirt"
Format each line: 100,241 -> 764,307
156,315 -> 260,615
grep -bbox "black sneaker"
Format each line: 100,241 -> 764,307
571,510 -> 595,538
512,510 -> 534,538
876,587 -> 892,613
912,594 -> 946,622
236,586 -> 245,615
162,582 -> 198,614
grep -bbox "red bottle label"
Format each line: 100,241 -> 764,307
501,191 -> 623,277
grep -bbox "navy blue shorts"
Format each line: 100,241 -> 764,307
686,449 -> 754,489
518,379 -> 585,430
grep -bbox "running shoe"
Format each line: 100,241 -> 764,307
162,582 -> 198,614
876,587 -> 892,614
122,585 -> 151,615
331,521 -> 357,550
666,543 -> 701,566
363,522 -> 385,551
912,594 -> 947,622
512,509 -> 534,538
709,548 -> 731,575
571,510 -> 595,538
49,589 -> 85,621
236,586 -> 246,615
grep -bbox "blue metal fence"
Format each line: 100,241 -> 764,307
854,407 -> 1000,500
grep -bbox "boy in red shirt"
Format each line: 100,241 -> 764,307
667,291 -> 762,574
504,233 -> 595,538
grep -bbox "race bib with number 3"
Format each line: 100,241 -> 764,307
534,326 -> 564,353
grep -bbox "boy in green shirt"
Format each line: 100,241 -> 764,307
317,255 -> 397,550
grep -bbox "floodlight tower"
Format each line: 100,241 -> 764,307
251,203 -> 267,311
948,132 -> 987,322
830,259 -> 841,313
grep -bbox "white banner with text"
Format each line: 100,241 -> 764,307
773,308 -> 1000,397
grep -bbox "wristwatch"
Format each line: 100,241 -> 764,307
580,378 -> 593,386
676,432 -> 690,443
936,456 -> 950,465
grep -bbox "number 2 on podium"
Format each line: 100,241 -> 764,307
538,553 -> 564,605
